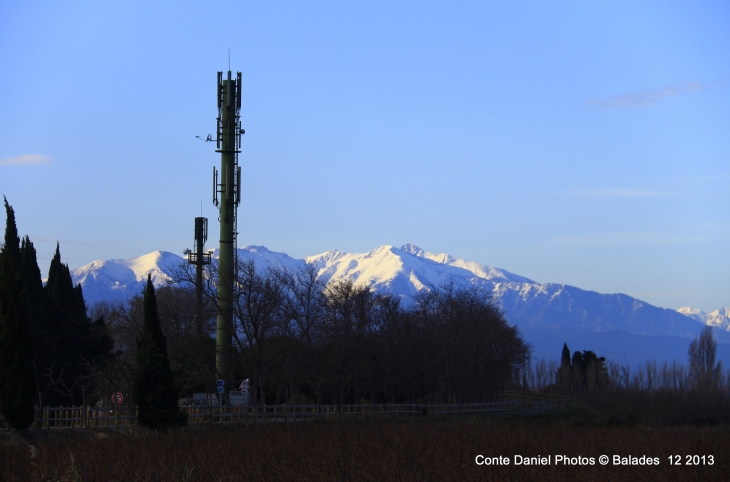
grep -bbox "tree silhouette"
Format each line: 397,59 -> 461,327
0,198 -> 35,431
688,325 -> 722,393
132,274 -> 186,427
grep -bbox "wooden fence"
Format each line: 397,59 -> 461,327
3,391 -> 567,430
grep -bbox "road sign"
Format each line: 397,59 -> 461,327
217,379 -> 225,387
112,392 -> 124,405
239,379 -> 250,391
217,387 -> 224,394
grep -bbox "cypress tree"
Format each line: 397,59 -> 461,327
42,244 -> 115,406
19,236 -> 51,405
556,342 -> 572,391
20,236 -> 45,334
0,198 -> 36,431
133,274 -> 186,427
571,351 -> 584,391
43,244 -> 84,405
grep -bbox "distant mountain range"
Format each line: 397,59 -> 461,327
677,307 -> 730,331
71,244 -> 730,367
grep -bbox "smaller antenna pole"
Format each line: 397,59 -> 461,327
188,217 -> 211,336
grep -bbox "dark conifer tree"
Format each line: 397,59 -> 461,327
555,345 -> 608,393
581,350 -> 608,392
19,236 -> 53,405
556,342 -> 572,391
20,236 -> 45,334
43,244 -> 115,406
0,198 -> 36,430
133,274 -> 186,427
571,351 -> 584,391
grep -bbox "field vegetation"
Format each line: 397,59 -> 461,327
2,412 -> 729,481
3,197 -> 730,481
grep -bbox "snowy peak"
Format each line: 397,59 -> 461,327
677,306 -> 706,323
235,245 -> 303,273
306,245 -> 409,292
72,250 -> 181,284
400,243 -> 425,257
69,243 -> 730,367
707,308 -> 730,331
72,251 -> 181,304
399,243 -> 534,284
305,249 -> 347,270
70,243 -> 728,345
678,306 -> 730,331
302,244 -> 532,299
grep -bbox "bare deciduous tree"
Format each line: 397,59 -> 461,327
688,325 -> 723,393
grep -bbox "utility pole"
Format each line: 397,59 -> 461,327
212,70 -> 243,395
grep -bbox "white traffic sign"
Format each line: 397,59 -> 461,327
239,379 -> 250,391
112,392 -> 124,405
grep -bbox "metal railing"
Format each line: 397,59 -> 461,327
2,391 -> 567,430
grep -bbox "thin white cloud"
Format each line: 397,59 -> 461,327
584,82 -> 706,110
0,154 -> 53,166
550,231 -> 724,247
567,188 -> 669,199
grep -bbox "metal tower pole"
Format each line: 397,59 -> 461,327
213,70 -> 242,395
186,217 -> 210,336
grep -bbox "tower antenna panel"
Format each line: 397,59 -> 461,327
236,72 -> 242,109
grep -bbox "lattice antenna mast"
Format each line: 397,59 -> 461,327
186,217 -> 211,336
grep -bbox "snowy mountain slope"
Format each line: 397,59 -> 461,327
399,243 -> 534,284
216,245 -> 305,274
304,244 -> 711,340
677,306 -> 706,323
706,308 -> 730,330
72,251 -> 181,304
677,307 -> 730,331
73,246 -> 304,304
306,245 -> 496,297
71,243 -> 729,366
494,282 -> 704,338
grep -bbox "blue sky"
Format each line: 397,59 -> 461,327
1,1 -> 728,312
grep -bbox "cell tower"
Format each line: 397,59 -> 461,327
186,217 -> 211,336
212,70 -> 243,391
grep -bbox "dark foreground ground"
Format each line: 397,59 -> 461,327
1,409 -> 729,481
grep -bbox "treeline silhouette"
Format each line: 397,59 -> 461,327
92,259 -> 531,406
0,199 -> 116,432
521,329 -> 730,425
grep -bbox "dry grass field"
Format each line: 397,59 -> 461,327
2,410 -> 729,482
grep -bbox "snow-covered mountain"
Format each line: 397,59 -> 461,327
677,307 -> 730,331
72,246 -> 304,304
71,244 -> 730,366
303,244 -> 532,298
72,251 -> 180,304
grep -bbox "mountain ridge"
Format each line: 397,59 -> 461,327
70,243 -> 729,366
